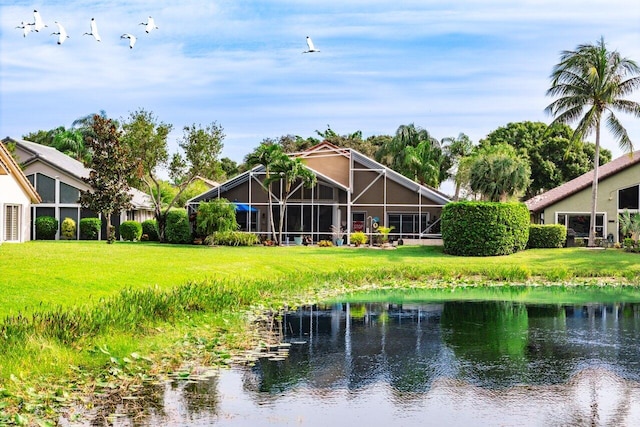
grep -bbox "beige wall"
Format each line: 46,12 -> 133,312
303,151 -> 350,188
542,163 -> 640,242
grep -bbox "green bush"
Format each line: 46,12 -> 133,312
528,224 -> 567,248
142,219 -> 159,242
441,201 -> 530,256
204,231 -> 259,246
195,199 -> 239,237
120,221 -> 142,241
165,209 -> 192,244
35,216 -> 58,240
61,217 -> 76,240
79,218 -> 101,240
350,231 -> 368,246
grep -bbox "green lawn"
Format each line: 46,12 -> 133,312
1,241 -> 639,316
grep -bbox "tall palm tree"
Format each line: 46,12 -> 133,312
546,37 -> 640,246
245,143 -> 287,244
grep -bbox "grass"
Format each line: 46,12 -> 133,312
2,241 -> 639,317
1,240 -> 640,424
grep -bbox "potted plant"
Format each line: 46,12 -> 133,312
377,225 -> 395,246
330,224 -> 344,246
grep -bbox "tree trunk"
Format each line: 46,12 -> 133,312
267,182 -> 278,244
588,121 -> 601,247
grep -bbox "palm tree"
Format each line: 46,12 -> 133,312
52,129 -> 92,165
546,37 -> 640,246
468,144 -> 531,202
266,156 -> 316,245
245,142 -> 287,244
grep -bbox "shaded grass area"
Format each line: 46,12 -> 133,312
1,241 -> 640,424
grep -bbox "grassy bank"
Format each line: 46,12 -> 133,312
1,241 -> 640,424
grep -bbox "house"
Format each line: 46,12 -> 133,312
2,137 -> 155,240
525,150 -> 640,243
0,141 -> 41,243
187,142 -> 451,244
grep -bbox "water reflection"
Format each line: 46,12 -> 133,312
106,301 -> 640,426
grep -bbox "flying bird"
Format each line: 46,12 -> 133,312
16,21 -> 33,37
303,36 -> 320,53
121,33 -> 137,49
139,16 -> 158,33
51,21 -> 69,45
83,18 -> 101,42
32,10 -> 47,32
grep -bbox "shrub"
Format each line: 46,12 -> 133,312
142,219 -> 159,242
318,240 -> 333,247
120,221 -> 142,241
204,231 -> 259,246
441,201 -> 530,256
528,224 -> 567,248
195,199 -> 239,237
350,231 -> 368,246
79,218 -> 101,240
61,217 -> 76,240
35,216 -> 58,240
165,209 -> 192,244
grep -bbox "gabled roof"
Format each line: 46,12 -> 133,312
0,140 -> 41,203
188,141 -> 452,206
525,150 -> 640,212
3,136 -> 152,209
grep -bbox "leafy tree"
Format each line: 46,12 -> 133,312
195,199 -> 238,237
442,133 -> 474,200
219,157 -> 239,180
122,109 -> 225,242
480,121 -> 611,199
52,128 -> 92,165
378,124 -> 448,187
79,115 -> 132,244
467,144 -> 531,202
23,126 -> 64,147
546,37 -> 640,246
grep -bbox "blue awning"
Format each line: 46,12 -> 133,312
233,202 -> 257,212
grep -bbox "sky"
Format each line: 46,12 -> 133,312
1,1 -> 640,192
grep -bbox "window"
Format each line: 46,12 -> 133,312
4,205 -> 19,241
60,182 -> 80,204
388,213 -> 429,238
618,185 -> 639,210
557,213 -> 604,238
36,174 -> 56,203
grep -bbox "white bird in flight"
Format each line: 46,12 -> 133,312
303,36 -> 320,53
139,16 -> 158,33
51,21 -> 69,45
121,33 -> 137,49
83,18 -> 101,42
32,10 -> 47,32
16,21 -> 33,37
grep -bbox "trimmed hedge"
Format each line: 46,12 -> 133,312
528,224 -> 567,248
120,221 -> 142,241
35,216 -> 58,240
80,218 -> 101,240
441,202 -> 530,256
142,219 -> 159,242
165,209 -> 191,244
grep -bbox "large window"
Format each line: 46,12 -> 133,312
60,182 -> 80,204
557,213 -> 604,238
618,185 -> 639,210
36,174 -> 55,203
388,213 -> 428,238
4,205 -> 19,241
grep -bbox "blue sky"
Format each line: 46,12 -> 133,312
2,1 -> 639,183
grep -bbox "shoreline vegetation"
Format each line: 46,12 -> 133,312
1,241 -> 640,425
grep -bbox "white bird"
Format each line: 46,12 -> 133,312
32,10 -> 47,32
16,21 -> 33,37
51,21 -> 69,45
139,16 -> 158,33
121,33 -> 137,49
303,36 -> 320,53
83,18 -> 101,42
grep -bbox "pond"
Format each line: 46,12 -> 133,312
88,287 -> 640,426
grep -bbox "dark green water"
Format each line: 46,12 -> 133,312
90,286 -> 640,426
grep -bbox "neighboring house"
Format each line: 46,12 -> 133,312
2,137 -> 154,240
0,141 -> 41,243
188,141 -> 451,243
526,150 -> 640,243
